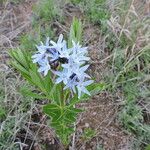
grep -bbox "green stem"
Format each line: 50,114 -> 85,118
61,83 -> 65,107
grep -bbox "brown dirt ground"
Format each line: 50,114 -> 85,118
0,1 -> 136,150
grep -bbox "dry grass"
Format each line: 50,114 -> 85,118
0,1 -> 37,150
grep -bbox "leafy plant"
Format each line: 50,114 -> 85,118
72,0 -> 110,24
32,0 -> 63,23
82,128 -> 96,141
9,19 -> 105,148
119,101 -> 143,133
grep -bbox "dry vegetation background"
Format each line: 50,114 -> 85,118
0,0 -> 150,150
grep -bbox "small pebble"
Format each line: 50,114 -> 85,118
85,123 -> 89,127
93,112 -> 97,115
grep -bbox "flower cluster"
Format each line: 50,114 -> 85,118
32,34 -> 93,98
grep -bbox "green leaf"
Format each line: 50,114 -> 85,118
64,113 -> 76,123
48,84 -> 62,105
67,107 -> 83,114
0,107 -> 6,118
29,70 -> 46,93
88,82 -> 106,95
20,86 -> 47,99
68,17 -> 82,47
145,145 -> 150,150
10,61 -> 29,75
63,106 -> 83,123
43,71 -> 53,94
43,103 -> 62,120
16,49 -> 29,68
9,49 -> 31,70
69,95 -> 80,106
80,82 -> 106,100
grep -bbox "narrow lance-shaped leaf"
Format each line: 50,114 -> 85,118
20,86 -> 47,99
68,17 -> 82,47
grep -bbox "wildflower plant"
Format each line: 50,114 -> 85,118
9,18 -> 104,147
